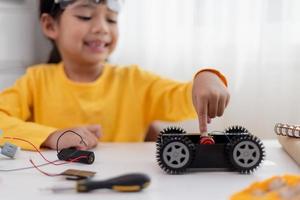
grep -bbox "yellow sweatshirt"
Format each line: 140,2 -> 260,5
0,63 -> 203,150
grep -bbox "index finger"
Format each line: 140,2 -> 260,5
198,100 -> 208,133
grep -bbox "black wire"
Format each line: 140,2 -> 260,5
56,130 -> 87,154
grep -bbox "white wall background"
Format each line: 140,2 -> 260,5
1,0 -> 300,138
111,0 -> 300,138
0,0 -> 38,88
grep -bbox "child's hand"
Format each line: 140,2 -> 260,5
192,71 -> 230,133
42,125 -> 101,150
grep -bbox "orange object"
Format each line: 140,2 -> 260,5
230,175 -> 300,200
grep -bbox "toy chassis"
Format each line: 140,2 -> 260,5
156,126 -> 265,174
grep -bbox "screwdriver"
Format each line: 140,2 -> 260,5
48,173 -> 151,193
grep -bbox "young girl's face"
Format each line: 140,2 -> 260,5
48,0 -> 119,65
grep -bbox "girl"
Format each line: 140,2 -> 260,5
0,0 -> 229,151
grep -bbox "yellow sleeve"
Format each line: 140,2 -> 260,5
0,69 -> 56,150
139,70 -> 197,122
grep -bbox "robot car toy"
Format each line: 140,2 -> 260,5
156,126 -> 265,174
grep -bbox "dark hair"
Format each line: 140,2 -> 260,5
40,0 -> 64,63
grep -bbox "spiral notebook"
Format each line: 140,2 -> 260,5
275,123 -> 300,166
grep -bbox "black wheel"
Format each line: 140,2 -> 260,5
156,135 -> 195,174
156,126 -> 186,153
225,125 -> 249,134
227,135 -> 265,174
160,126 -> 186,135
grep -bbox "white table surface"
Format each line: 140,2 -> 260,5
0,140 -> 299,200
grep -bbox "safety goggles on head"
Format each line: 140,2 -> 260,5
54,0 -> 124,13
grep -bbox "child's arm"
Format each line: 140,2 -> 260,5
0,69 -> 101,151
0,111 -> 100,150
0,112 -> 56,150
192,70 -> 229,133
0,72 -> 57,150
140,67 -> 229,133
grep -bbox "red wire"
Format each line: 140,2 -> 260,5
3,136 -> 89,165
3,136 -> 58,164
0,155 -> 89,173
1,137 -> 90,175
0,160 -> 60,172
29,155 -> 89,177
29,159 -> 61,177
